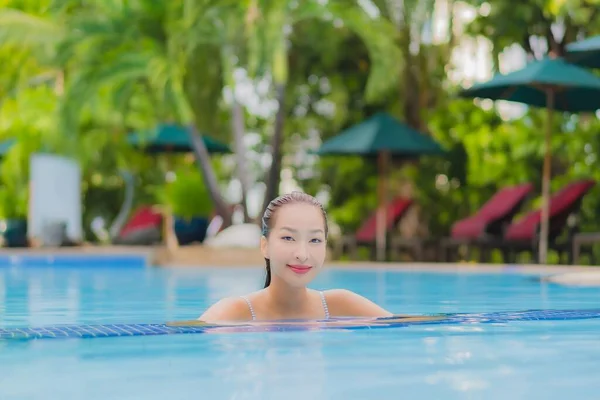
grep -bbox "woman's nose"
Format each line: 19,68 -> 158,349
294,243 -> 309,262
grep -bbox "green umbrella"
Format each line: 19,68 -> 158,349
128,124 -> 231,154
566,35 -> 600,69
459,56 -> 600,264
0,138 -> 16,158
317,112 -> 445,261
318,112 -> 445,157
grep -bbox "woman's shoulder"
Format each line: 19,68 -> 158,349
322,289 -> 393,318
322,288 -> 356,298
198,295 -> 253,322
321,288 -> 370,305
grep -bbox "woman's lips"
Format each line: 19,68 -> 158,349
287,264 -> 312,275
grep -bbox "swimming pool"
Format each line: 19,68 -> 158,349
2,261 -> 600,399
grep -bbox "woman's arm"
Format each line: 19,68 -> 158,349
325,289 -> 393,318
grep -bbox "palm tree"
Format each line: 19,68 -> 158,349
244,0 -> 403,210
179,1 -> 253,222
48,1 -> 235,225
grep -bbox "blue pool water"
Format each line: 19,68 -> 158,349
2,263 -> 600,399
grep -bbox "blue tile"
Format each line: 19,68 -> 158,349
2,309 -> 600,341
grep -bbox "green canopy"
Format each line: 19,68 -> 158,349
128,124 -> 231,154
459,56 -> 600,264
566,35 -> 600,69
460,57 -> 600,112
317,112 -> 445,157
318,112 -> 445,261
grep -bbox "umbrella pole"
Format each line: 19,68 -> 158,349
163,152 -> 180,253
539,89 -> 554,265
376,151 -> 390,262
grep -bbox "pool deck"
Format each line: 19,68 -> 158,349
0,244 -> 596,275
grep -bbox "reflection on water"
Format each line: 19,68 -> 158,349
208,333 -> 329,400
2,266 -> 600,328
2,267 -> 264,327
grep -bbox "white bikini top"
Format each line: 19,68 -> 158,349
240,291 -> 330,321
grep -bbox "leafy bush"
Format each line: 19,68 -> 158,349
159,166 -> 214,219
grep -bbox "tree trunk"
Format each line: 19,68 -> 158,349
262,83 -> 286,212
396,16 -> 425,249
402,55 -> 422,130
187,125 -> 233,227
108,170 -> 135,240
397,15 -> 422,130
231,100 -> 251,222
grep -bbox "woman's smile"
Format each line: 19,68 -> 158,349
287,264 -> 313,274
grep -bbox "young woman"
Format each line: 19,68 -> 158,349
199,191 -> 393,322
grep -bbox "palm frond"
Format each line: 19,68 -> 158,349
329,5 -> 402,102
0,9 -> 64,59
289,0 -> 402,102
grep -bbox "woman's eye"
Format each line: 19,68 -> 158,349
311,238 -> 322,243
281,236 -> 294,241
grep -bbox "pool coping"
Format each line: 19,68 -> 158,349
161,261 -> 596,275
0,244 -> 596,275
0,245 -> 154,268
323,262 -> 596,275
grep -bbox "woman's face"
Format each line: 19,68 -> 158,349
260,202 -> 327,288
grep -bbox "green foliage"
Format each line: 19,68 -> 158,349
158,165 -> 214,219
0,85 -> 53,218
246,0 -> 402,102
320,157 -> 379,233
0,143 -> 31,219
464,0 -> 600,63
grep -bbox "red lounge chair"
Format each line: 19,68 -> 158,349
441,183 -> 533,261
334,197 -> 413,259
451,183 -> 534,239
497,179 -> 595,263
115,206 -> 163,245
504,179 -> 595,242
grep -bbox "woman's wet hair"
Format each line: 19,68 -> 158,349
261,191 -> 328,288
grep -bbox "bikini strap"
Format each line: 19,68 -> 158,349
241,293 -> 327,321
319,291 -> 330,319
240,296 -> 256,321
